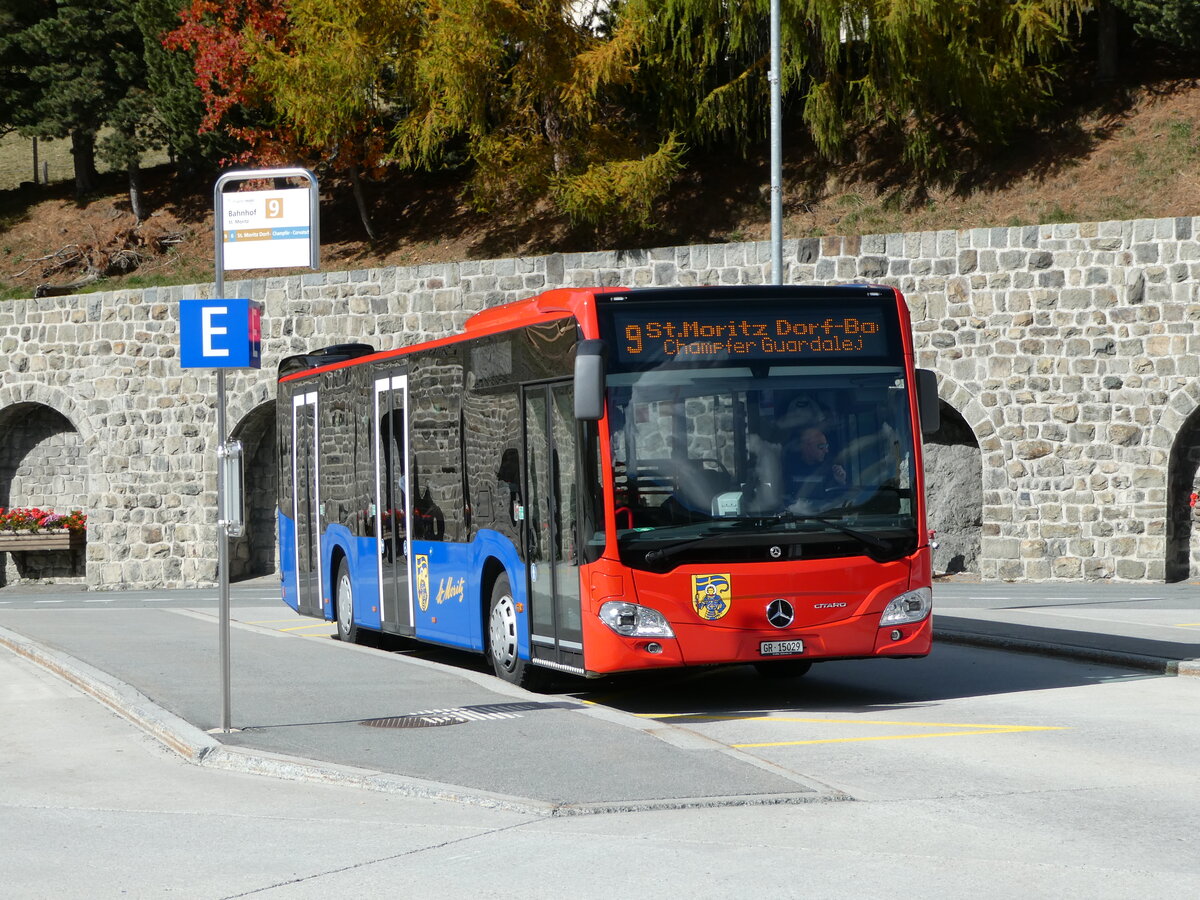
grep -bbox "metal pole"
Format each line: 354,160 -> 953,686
214,217 -> 232,733
769,0 -> 783,285
216,369 -> 231,732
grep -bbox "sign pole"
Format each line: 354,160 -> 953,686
213,192 -> 233,733
216,365 -> 231,729
204,168 -> 319,734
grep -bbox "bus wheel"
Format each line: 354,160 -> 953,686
335,559 -> 358,643
487,574 -> 542,688
754,659 -> 812,679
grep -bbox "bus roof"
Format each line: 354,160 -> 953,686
277,283 -> 902,382
277,287 -> 604,382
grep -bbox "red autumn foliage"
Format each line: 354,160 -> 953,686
162,0 -> 299,165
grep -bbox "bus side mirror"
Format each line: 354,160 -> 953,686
574,339 -> 606,421
916,368 -> 940,434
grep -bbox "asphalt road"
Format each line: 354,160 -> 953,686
1,578 -> 1198,897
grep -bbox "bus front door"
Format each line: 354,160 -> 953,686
523,382 -> 583,673
291,391 -> 322,616
374,374 -> 413,633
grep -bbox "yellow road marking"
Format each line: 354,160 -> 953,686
643,714 -> 1058,729
631,712 -> 1066,747
240,618 -> 334,633
735,726 -> 1064,748
243,619 -> 313,625
1177,623 -> 1200,628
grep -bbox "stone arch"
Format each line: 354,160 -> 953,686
1152,380 -> 1200,582
229,399 -> 277,581
922,372 -> 988,576
1162,386 -> 1200,581
0,399 -> 90,585
923,403 -> 984,576
0,381 -> 97,448
226,377 -> 276,430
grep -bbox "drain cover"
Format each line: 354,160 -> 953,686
360,713 -> 470,728
358,701 -> 582,729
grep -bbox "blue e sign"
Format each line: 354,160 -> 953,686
180,299 -> 262,369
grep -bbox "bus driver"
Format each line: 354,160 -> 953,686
786,427 -> 847,509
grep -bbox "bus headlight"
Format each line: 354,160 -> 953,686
598,601 -> 675,638
880,587 -> 932,626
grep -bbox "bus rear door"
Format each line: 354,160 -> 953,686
374,373 -> 413,633
290,390 -> 323,616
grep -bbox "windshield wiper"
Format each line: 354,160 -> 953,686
786,515 -> 898,563
641,517 -> 780,563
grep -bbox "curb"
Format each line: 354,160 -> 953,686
934,626 -> 1200,677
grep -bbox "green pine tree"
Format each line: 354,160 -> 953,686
1115,0 -> 1200,49
1,1 -> 149,198
135,0 -> 227,176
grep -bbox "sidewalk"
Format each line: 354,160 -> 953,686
932,579 -> 1200,677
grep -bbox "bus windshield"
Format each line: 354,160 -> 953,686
607,364 -> 919,569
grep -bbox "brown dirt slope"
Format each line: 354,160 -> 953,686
3,76 -> 1200,298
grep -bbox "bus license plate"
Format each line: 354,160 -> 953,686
760,639 -> 804,657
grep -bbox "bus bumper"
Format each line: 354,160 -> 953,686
580,609 -> 931,674
669,611 -> 931,666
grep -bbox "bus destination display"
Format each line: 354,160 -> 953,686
609,303 -> 895,365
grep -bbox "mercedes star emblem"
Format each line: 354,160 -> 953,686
766,599 -> 794,628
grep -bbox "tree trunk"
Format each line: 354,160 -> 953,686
541,101 -> 567,173
35,270 -> 100,297
70,130 -> 98,198
350,165 -> 377,242
128,161 -> 147,223
1096,0 -> 1119,84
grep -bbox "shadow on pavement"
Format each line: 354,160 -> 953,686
561,640 -> 1155,718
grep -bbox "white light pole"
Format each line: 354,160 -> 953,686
769,0 -> 783,285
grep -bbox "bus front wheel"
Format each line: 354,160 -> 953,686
335,558 -> 358,643
487,574 -> 544,689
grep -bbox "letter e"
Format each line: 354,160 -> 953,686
202,307 -> 230,357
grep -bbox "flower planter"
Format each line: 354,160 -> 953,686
0,530 -> 85,552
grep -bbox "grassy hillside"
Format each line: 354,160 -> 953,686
3,74 -> 1200,300
0,131 -> 172,191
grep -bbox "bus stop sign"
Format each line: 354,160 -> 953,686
180,298 -> 263,369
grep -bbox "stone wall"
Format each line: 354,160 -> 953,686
1,215 -> 1198,588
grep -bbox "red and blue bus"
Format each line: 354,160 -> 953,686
276,285 -> 940,687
